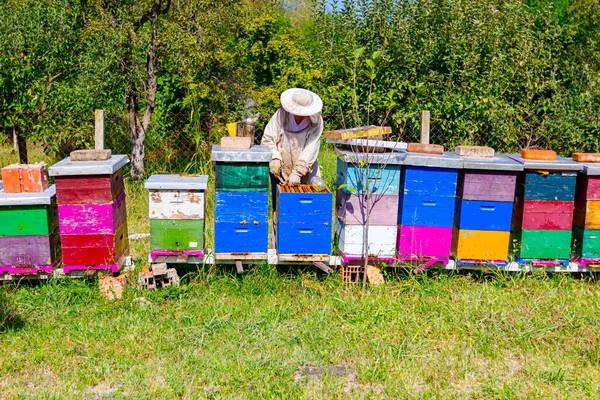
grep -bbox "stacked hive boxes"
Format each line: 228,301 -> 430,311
335,151 -> 403,260
452,156 -> 522,263
49,155 -> 130,273
145,174 -> 207,260
0,183 -> 60,276
573,163 -> 600,264
398,153 -> 462,263
275,184 -> 332,257
508,155 -> 581,262
212,145 -> 271,254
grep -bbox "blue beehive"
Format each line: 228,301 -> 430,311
275,185 -> 332,255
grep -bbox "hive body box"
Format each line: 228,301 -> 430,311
572,164 -> 600,265
275,185 -> 333,256
452,156 -> 523,264
0,184 -> 60,276
145,175 -> 208,261
334,150 -> 404,260
212,145 -> 271,256
507,155 -> 582,264
49,155 -> 130,273
398,152 -> 463,264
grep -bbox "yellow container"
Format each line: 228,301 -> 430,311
454,229 -> 510,261
226,122 -> 238,137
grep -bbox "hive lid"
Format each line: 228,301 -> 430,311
145,174 -> 208,190
211,145 -> 272,162
507,154 -> 583,172
0,184 -> 56,206
48,155 -> 129,176
334,148 -> 405,164
402,151 -> 463,169
579,164 -> 600,176
461,154 -> 523,171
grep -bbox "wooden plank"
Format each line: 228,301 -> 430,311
214,222 -> 268,253
521,149 -> 557,160
518,229 -> 572,259
95,109 -> 104,150
459,171 -> 517,202
214,162 -> 269,191
58,192 -> 127,235
523,171 -> 577,201
400,194 -> 456,227
0,205 -> 55,236
276,222 -> 332,254
420,111 -> 430,144
214,192 -> 269,223
235,260 -> 244,274
407,143 -> 443,154
398,225 -> 453,258
150,219 -> 204,250
522,200 -> 574,230
277,189 -> 332,222
70,149 -> 112,162
455,146 -> 494,158
1,164 -> 21,193
336,192 -> 399,225
453,229 -> 510,261
148,190 -> 205,220
54,170 -> 124,205
456,200 -> 513,231
336,159 -> 401,195
335,221 -> 397,257
313,261 -> 334,273
325,125 -> 391,140
215,252 -> 268,261
0,234 -> 60,266
573,153 -> 600,162
61,223 -> 129,265
574,200 -> 600,230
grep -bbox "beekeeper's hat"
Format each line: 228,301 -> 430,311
280,88 -> 323,116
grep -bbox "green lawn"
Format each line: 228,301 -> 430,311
2,143 -> 600,398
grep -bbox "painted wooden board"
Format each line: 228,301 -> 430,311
403,166 -> 458,197
398,225 -> 453,258
576,174 -> 600,200
573,199 -> 600,230
456,200 -> 513,231
148,190 -> 205,220
58,192 -> 127,235
277,189 -> 332,223
0,234 -> 60,266
61,223 -> 129,265
516,229 -> 572,259
399,194 -> 456,227
54,170 -> 124,205
215,162 -> 269,191
214,192 -> 268,223
336,159 -> 401,195
335,220 -> 397,257
572,227 -> 600,258
276,222 -> 332,254
452,229 -> 510,260
523,171 -> 577,201
336,192 -> 398,225
325,125 -> 391,140
521,200 -> 574,230
458,171 -> 517,202
150,219 -> 204,250
214,222 -> 268,253
0,204 -> 57,236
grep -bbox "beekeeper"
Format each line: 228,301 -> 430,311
261,88 -> 324,187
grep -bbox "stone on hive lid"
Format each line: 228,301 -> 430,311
573,153 -> 600,163
521,149 -> 556,161
455,146 -> 494,158
407,143 -> 444,155
220,136 -> 253,149
70,149 -> 112,162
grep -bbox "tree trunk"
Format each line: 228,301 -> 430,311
15,126 -> 28,164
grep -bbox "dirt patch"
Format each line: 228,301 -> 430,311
293,364 -> 384,397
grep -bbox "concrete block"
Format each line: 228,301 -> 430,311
521,149 -> 556,161
70,149 -> 112,162
220,136 -> 253,149
407,143 -> 444,155
20,163 -> 49,193
1,164 -> 22,193
455,146 -> 494,158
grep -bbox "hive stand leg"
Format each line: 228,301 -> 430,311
235,260 -> 244,275
313,261 -> 333,274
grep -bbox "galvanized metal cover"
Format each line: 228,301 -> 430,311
48,155 -> 129,176
507,154 -> 583,171
334,148 -> 405,164
145,174 -> 209,190
461,154 -> 524,171
0,184 -> 56,206
403,151 -> 463,169
580,164 -> 600,175
211,145 -> 272,162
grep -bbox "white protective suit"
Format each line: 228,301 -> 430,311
261,108 -> 323,183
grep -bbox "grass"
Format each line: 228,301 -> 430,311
2,142 -> 600,397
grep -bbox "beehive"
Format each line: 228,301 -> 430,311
572,163 -> 600,263
275,184 -> 332,255
212,145 -> 271,255
507,155 -> 582,262
49,155 -> 130,274
145,174 -> 208,255
0,183 -> 60,276
398,152 -> 462,263
452,155 -> 522,263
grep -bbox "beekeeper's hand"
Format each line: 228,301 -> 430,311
288,171 -> 301,186
269,159 -> 282,178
